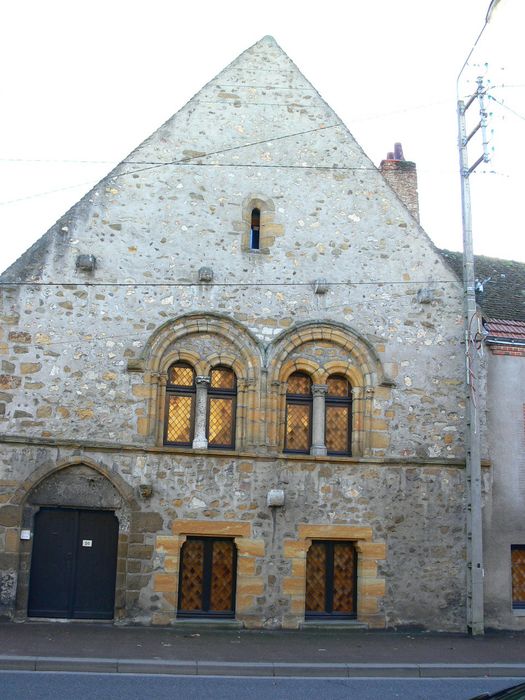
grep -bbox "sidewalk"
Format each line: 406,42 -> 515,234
1,621 -> 525,677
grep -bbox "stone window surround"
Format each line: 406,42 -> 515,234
278,359 -> 374,458
240,195 -> 283,254
155,353 -> 255,451
283,524 -> 387,629
153,520 -> 265,627
284,377 -> 355,457
130,314 -> 393,458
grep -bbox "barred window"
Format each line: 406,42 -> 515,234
164,362 -> 195,446
207,367 -> 236,449
285,372 -> 312,453
325,375 -> 352,455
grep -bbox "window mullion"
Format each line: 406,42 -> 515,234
192,375 -> 210,449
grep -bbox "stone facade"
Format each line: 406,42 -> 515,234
0,36 -> 471,630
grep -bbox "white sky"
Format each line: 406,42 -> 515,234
1,0 -> 524,273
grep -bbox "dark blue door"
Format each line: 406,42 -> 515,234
28,508 -> 118,619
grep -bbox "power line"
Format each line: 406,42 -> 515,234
488,94 -> 525,122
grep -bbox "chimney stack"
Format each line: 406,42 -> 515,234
380,143 -> 420,222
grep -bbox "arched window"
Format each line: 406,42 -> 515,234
284,372 -> 312,453
164,362 -> 195,445
325,375 -> 352,455
207,366 -> 237,449
250,208 -> 260,250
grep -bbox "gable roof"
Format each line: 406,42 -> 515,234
1,36 -> 454,289
440,249 -> 525,323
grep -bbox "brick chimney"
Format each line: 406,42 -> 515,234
380,143 -> 420,222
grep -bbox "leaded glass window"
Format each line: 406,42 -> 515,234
325,375 -> 352,455
178,537 -> 237,618
164,362 -> 195,446
512,546 -> 525,609
305,541 -> 357,618
285,372 -> 312,453
207,367 -> 236,449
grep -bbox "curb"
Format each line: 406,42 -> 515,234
1,656 -> 525,678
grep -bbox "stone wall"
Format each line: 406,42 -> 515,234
0,36 -> 471,630
0,442 -> 466,629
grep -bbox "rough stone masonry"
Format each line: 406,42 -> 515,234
0,36 -> 480,630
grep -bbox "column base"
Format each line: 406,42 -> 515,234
310,445 -> 327,456
192,438 -> 208,449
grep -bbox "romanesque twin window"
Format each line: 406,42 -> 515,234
284,372 -> 352,456
164,364 -> 352,454
164,363 -> 237,449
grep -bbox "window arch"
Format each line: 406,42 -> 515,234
325,375 -> 352,455
207,366 -> 237,449
164,362 -> 196,446
284,372 -> 312,453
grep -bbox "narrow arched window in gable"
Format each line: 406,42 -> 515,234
250,208 -> 260,250
325,375 -> 352,455
284,372 -> 312,453
207,366 -> 237,449
164,362 -> 196,446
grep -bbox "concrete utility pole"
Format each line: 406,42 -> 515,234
457,0 -> 500,636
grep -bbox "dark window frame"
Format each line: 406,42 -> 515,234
511,545 -> 525,609
305,540 -> 358,620
177,536 -> 237,619
163,362 -> 196,447
325,375 -> 353,456
284,372 -> 312,454
206,366 -> 237,450
250,208 -> 261,250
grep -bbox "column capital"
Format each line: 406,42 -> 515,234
311,383 -> 328,397
195,375 -> 211,387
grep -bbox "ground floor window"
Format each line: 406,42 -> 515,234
177,537 -> 237,618
511,545 -> 525,609
305,540 -> 357,618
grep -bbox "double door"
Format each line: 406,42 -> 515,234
28,508 -> 118,619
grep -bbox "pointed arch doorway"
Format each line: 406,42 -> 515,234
20,462 -> 131,621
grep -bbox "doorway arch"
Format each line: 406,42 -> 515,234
16,460 -> 134,620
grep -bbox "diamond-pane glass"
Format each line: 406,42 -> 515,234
285,403 -> 310,452
210,367 -> 235,389
208,398 -> 233,446
179,540 -> 204,611
210,540 -> 235,611
306,541 -> 356,616
166,395 -> 192,443
326,406 -> 349,453
305,542 -> 326,612
327,376 -> 349,397
169,364 -> 194,387
287,373 -> 311,395
512,548 -> 525,606
332,543 -> 355,613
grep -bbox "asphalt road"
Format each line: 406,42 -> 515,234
2,673 -> 525,699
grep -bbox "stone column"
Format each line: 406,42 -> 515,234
310,384 -> 328,456
192,375 -> 210,449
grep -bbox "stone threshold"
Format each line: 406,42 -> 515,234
170,618 -> 244,631
300,620 -> 369,631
